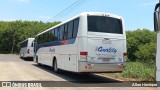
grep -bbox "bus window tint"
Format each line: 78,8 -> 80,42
88,16 -> 123,34
49,31 -> 52,41
59,25 -> 64,40
63,24 -> 68,40
45,32 -> 49,42
51,29 -> 55,41
67,21 -> 73,39
73,18 -> 79,38
38,36 -> 41,44
54,28 -> 58,41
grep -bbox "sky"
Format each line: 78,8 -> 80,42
0,0 -> 158,30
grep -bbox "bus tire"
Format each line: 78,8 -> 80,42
36,56 -> 41,66
53,58 -> 59,73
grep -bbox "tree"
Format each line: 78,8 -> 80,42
0,20 -> 60,53
126,29 -> 156,63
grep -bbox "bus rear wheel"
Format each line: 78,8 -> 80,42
53,59 -> 59,73
36,56 -> 41,66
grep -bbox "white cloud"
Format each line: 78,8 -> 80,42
142,1 -> 158,6
38,15 -> 52,21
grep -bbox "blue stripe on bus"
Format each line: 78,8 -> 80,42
36,38 -> 76,52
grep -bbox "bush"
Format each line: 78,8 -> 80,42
135,43 -> 156,64
126,29 -> 156,63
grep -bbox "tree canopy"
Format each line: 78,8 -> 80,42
0,20 -> 60,53
0,21 -> 156,64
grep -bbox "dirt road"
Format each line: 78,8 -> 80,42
0,54 -> 156,90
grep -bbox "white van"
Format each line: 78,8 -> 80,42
20,38 -> 34,59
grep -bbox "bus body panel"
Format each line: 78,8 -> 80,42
87,35 -> 124,64
77,14 -> 126,72
77,35 -> 126,73
36,39 -> 79,72
34,12 -> 126,73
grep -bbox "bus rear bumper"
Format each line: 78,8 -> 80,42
78,61 -> 125,73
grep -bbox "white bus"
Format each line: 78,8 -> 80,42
154,2 -> 160,88
34,12 -> 127,73
20,38 -> 34,59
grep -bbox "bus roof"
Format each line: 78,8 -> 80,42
35,12 -> 123,37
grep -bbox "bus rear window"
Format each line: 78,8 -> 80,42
88,16 -> 123,34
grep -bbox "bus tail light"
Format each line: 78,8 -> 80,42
123,52 -> 127,62
27,49 -> 30,54
80,52 -> 88,61
80,52 -> 88,55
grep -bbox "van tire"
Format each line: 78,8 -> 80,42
19,53 -> 22,59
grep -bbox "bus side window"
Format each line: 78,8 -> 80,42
59,25 -> 64,40
37,36 -> 41,45
54,28 -> 58,41
48,31 -> 52,42
73,18 -> 79,38
46,31 -> 50,42
40,34 -> 44,44
51,29 -> 55,41
57,29 -> 60,40
42,34 -> 45,44
44,32 -> 48,43
67,21 -> 73,39
64,24 -> 68,40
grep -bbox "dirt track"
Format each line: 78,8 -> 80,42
0,54 -> 156,90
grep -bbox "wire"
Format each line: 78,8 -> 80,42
47,0 -> 82,22
54,0 -> 89,20
47,0 -> 88,22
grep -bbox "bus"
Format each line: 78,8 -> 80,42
34,12 -> 127,73
154,2 -> 160,88
20,38 -> 34,59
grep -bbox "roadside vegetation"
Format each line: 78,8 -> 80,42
124,29 -> 156,81
121,62 -> 155,81
0,21 -> 60,53
107,29 -> 156,81
0,21 -> 156,81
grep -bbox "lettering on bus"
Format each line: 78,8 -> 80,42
49,48 -> 55,53
95,46 -> 117,54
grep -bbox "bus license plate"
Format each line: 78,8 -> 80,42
102,40 -> 112,44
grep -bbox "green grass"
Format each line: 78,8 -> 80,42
121,62 -> 155,81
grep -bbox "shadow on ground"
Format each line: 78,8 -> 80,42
32,64 -> 121,84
